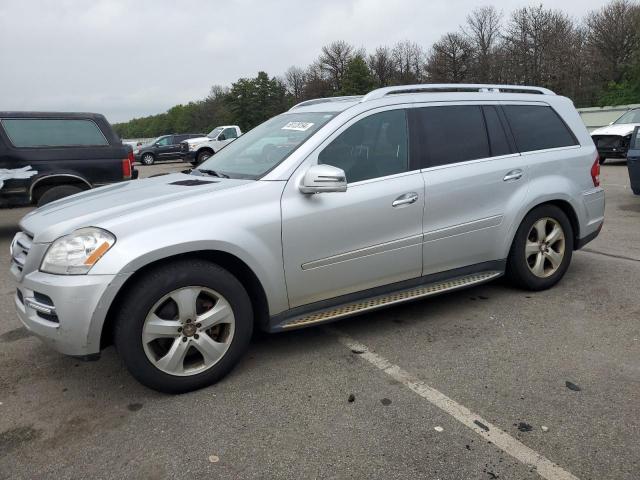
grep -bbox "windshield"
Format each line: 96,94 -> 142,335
207,127 -> 223,139
614,109 -> 640,124
196,112 -> 336,179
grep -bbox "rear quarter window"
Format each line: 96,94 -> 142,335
502,105 -> 577,153
1,118 -> 108,147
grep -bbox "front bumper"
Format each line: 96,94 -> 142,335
13,269 -> 125,357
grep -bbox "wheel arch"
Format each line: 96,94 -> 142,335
99,249 -> 270,349
30,174 -> 92,202
506,198 -> 581,258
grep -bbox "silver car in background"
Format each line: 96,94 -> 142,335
10,84 -> 605,393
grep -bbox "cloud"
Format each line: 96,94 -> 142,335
0,0 -> 610,122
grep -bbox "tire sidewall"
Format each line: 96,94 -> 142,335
507,205 -> 574,290
142,153 -> 155,165
197,150 -> 213,164
115,260 -> 253,393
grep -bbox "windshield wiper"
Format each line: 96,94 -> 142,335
196,168 -> 230,179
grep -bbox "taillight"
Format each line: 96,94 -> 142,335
122,157 -> 132,179
591,156 -> 601,187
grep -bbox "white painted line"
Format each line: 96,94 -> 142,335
328,328 -> 580,480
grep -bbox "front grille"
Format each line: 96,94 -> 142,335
593,135 -> 622,149
10,231 -> 33,272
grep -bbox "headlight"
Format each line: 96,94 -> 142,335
41,227 -> 116,275
189,143 -> 199,151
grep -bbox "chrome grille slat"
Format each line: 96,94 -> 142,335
11,231 -> 33,273
281,271 -> 502,330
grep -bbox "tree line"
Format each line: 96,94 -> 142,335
114,0 -> 640,139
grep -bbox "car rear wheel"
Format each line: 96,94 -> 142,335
506,205 -> 573,291
36,184 -> 84,207
114,259 -> 253,393
141,153 -> 155,165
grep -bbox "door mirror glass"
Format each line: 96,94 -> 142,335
299,164 -> 347,194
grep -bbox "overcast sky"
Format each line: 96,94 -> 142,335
0,0 -> 612,123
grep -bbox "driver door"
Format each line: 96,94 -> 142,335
281,108 -> 425,308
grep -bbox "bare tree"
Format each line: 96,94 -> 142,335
586,0 -> 640,83
319,41 -> 355,91
426,33 -> 474,82
284,66 -> 307,101
464,6 -> 503,82
367,46 -> 395,86
392,41 -> 425,84
303,61 -> 333,99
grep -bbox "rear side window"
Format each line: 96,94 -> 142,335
1,119 -> 108,147
413,105 -> 490,167
502,105 -> 577,152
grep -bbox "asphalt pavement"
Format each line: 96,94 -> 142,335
0,160 -> 638,479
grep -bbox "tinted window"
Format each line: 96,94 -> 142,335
222,128 -> 238,139
502,105 -> 577,152
482,106 -> 512,157
174,134 -> 188,143
1,119 -> 108,147
414,105 -> 490,167
319,109 -> 409,183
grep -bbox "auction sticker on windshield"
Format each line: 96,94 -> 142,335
282,122 -> 314,131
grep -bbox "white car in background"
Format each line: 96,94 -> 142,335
181,125 -> 242,164
591,107 -> 640,164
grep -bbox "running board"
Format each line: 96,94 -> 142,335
276,271 -> 502,331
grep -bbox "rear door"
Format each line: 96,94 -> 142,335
414,103 -> 530,275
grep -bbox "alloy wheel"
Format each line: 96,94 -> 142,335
141,286 -> 235,376
525,217 -> 566,278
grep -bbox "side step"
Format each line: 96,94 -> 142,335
277,271 -> 502,331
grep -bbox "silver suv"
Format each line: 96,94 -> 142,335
11,84 -> 605,393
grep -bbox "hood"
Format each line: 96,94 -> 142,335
184,136 -> 211,145
20,173 -> 252,243
591,123 -> 640,136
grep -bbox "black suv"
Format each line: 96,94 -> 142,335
135,134 -> 204,165
0,112 -> 136,207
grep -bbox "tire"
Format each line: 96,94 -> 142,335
632,187 -> 640,195
114,259 -> 253,393
599,156 -> 606,164
141,153 -> 155,165
36,184 -> 84,207
196,149 -> 213,164
506,204 -> 574,291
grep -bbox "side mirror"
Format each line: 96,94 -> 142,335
299,164 -> 347,194
218,134 -> 226,141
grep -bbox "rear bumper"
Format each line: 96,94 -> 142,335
578,187 -> 605,248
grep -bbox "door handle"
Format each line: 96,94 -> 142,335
503,169 -> 524,181
392,192 -> 419,207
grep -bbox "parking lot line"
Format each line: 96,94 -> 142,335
327,327 -> 581,480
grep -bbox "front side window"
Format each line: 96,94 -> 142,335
1,118 -> 108,147
196,112 -> 335,179
318,109 -> 409,183
413,105 -> 490,167
613,109 -> 640,125
502,105 -> 577,152
156,136 -> 172,146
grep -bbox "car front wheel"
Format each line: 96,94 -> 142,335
114,259 -> 253,393
506,205 -> 573,291
196,149 -> 213,164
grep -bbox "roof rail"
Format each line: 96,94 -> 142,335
289,95 -> 363,111
361,84 -> 555,102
